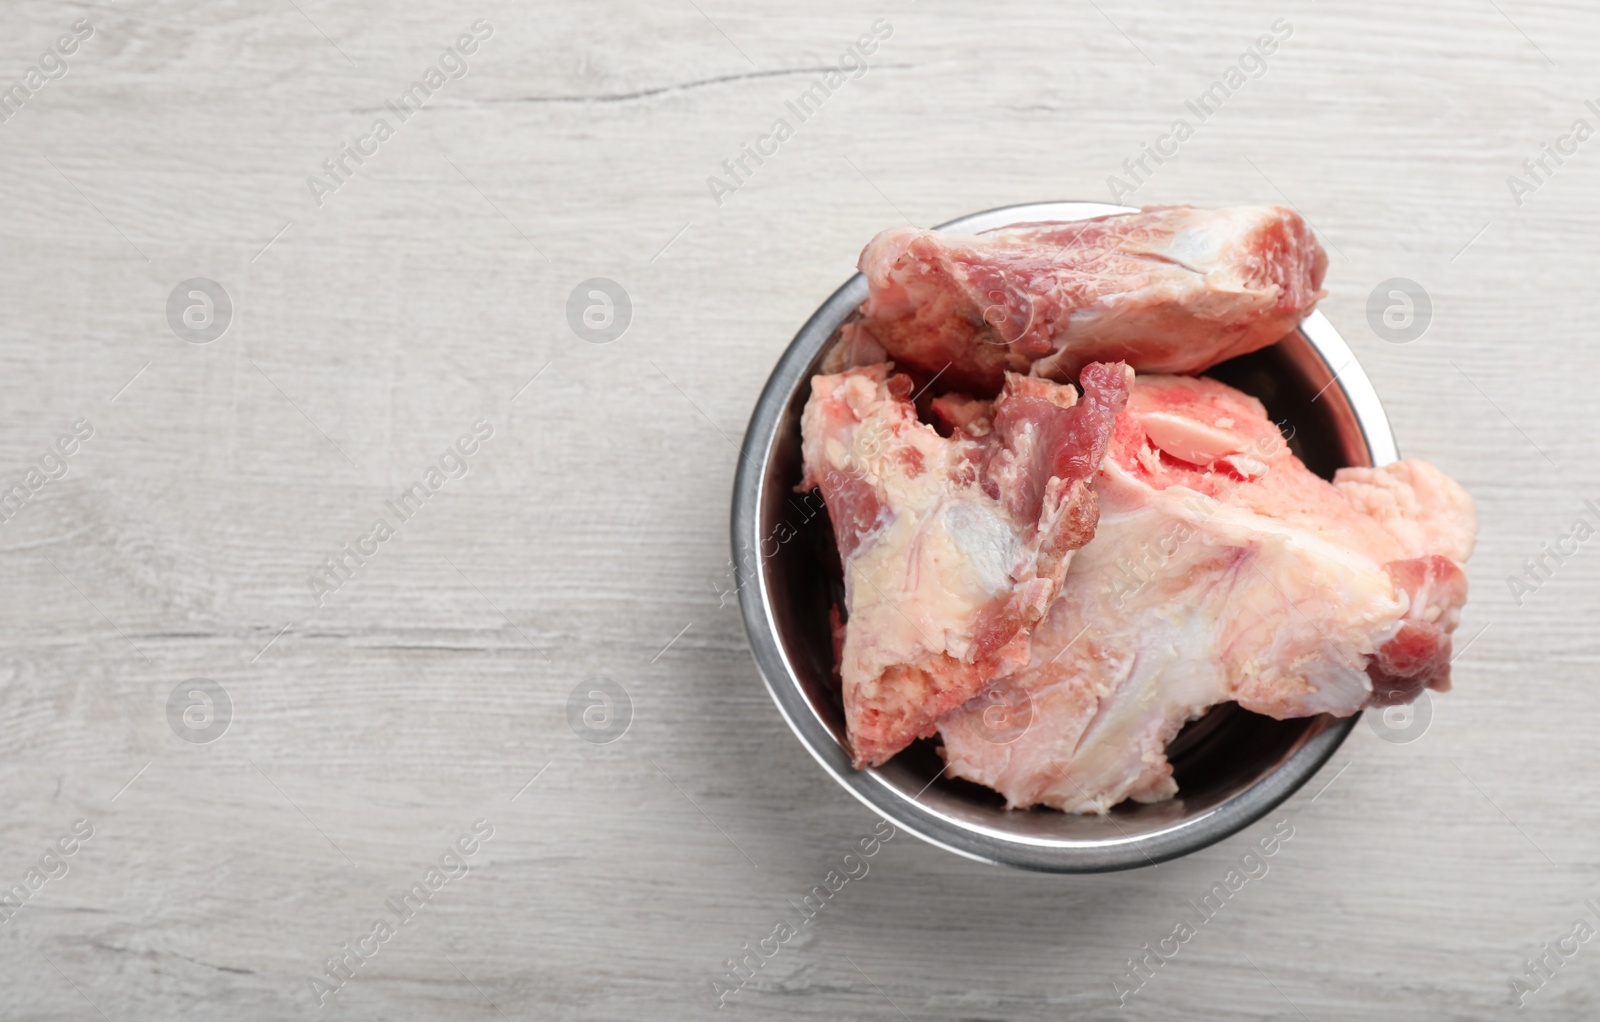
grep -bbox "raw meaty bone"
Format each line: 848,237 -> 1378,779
853,206 -> 1328,392
937,374 -> 1475,813
799,361 -> 1131,769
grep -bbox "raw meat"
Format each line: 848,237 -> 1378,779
799,362 -> 1131,768
936,374 -> 1475,812
853,206 -> 1328,392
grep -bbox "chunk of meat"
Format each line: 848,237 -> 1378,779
800,362 -> 1131,768
852,206 -> 1328,392
930,393 -> 994,437
937,374 -> 1475,812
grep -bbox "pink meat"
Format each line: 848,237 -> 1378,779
800,362 -> 1131,768
853,206 -> 1328,392
936,374 -> 1475,812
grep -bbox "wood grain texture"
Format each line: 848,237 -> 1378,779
0,0 -> 1595,1017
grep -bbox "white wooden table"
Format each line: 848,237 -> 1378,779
0,0 -> 1592,1017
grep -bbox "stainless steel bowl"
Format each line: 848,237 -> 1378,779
732,201 -> 1395,872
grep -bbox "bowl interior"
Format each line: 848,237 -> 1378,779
741,202 -> 1382,869
761,334 -> 1365,838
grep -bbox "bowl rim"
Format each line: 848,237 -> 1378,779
731,201 -> 1395,872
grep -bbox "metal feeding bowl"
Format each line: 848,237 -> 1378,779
731,201 -> 1392,872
